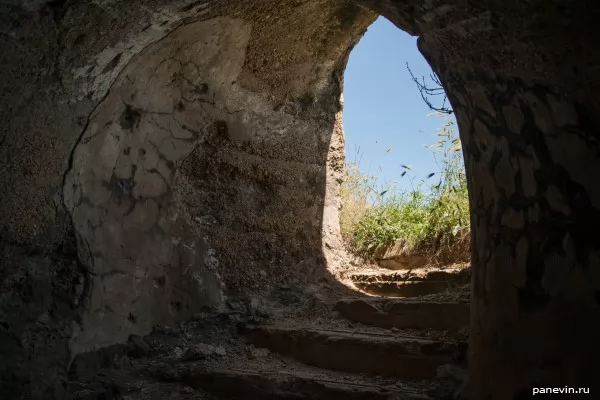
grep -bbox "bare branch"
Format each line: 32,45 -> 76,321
406,62 -> 453,115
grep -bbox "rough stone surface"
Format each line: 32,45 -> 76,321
378,257 -> 429,270
336,298 -> 470,332
2,0 -> 600,398
183,343 -> 226,361
374,241 -> 431,270
65,302 -> 461,400
244,325 -> 462,379
0,244 -> 85,400
410,2 -> 600,396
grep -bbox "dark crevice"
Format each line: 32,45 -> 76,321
119,103 -> 142,131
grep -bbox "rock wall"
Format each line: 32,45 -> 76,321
0,0 -> 375,396
409,2 -> 600,397
62,9 -> 374,352
63,16 -> 247,353
2,0 -> 600,398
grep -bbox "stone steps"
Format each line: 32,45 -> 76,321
65,282 -> 470,400
336,298 -> 470,332
183,366 -> 432,400
347,267 -> 469,297
78,362 -> 433,400
65,306 -> 468,400
243,325 -> 464,379
353,280 -> 456,297
349,269 -> 469,283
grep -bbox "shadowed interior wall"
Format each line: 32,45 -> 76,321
410,3 -> 600,397
62,8 -> 375,352
0,1 -> 375,396
1,0 -> 600,399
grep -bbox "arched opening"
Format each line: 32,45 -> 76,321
2,1 -> 600,399
335,16 -> 470,301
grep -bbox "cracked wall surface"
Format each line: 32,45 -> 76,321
2,0 -> 600,398
0,0 -> 375,396
63,17 -> 246,353
59,0 -> 376,356
62,8 -> 374,351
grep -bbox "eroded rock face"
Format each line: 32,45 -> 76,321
0,0 -> 375,395
2,0 -> 600,398
60,2 -> 375,353
410,3 -> 600,396
63,17 -> 248,353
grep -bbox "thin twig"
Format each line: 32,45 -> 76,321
406,62 -> 453,115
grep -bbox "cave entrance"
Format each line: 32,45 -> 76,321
28,1 -> 600,398
325,16 -> 471,302
323,4 -> 600,396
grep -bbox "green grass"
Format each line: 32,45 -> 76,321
340,114 -> 470,264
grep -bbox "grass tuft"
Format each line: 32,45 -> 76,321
340,114 -> 470,265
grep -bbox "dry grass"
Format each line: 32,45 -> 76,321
340,114 -> 470,265
339,161 -> 375,241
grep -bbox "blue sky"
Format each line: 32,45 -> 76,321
343,16 -> 456,192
